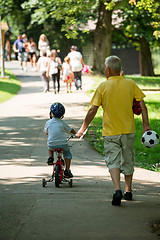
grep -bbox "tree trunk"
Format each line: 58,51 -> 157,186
93,2 -> 112,73
139,37 -> 154,76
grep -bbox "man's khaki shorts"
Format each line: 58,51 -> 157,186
103,133 -> 135,175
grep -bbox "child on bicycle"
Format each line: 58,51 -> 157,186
44,102 -> 76,178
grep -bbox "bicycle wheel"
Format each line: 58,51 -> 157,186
55,165 -> 60,187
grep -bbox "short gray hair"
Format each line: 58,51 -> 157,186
105,56 -> 122,73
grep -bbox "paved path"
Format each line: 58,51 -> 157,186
0,61 -> 159,240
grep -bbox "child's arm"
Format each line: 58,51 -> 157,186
44,123 -> 49,135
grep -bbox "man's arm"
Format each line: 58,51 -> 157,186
77,105 -> 99,137
81,57 -> 84,67
140,100 -> 151,133
13,43 -> 18,53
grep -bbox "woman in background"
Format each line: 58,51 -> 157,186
47,49 -> 62,94
38,34 -> 50,57
28,37 -> 37,71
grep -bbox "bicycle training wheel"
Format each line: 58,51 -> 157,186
55,165 -> 60,187
42,178 -> 46,187
68,179 -> 73,188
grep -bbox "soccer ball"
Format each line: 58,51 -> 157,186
141,130 -> 159,148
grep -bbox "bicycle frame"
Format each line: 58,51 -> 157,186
52,148 -> 64,182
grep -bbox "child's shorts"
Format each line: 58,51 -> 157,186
48,144 -> 72,159
103,133 -> 135,175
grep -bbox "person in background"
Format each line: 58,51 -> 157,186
62,56 -> 74,93
46,49 -> 62,94
13,34 -> 28,71
37,51 -> 50,93
67,45 -> 84,90
28,37 -> 37,71
38,34 -> 50,57
77,55 -> 151,206
22,34 -> 29,71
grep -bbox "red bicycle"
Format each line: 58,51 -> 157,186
42,136 -> 73,188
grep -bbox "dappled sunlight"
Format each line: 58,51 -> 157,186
0,140 -> 32,147
0,165 -> 50,181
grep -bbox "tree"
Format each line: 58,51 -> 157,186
21,0 -> 115,72
93,2 -> 112,72
106,0 -> 160,76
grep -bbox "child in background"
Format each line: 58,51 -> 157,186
62,56 -> 74,93
44,102 -> 76,178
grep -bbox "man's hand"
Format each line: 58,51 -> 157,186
76,128 -> 87,138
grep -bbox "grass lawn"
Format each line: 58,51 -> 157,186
86,74 -> 160,172
0,70 -> 21,103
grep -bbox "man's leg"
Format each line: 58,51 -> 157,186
125,174 -> 133,192
121,133 -> 135,200
123,174 -> 133,200
109,168 -> 123,206
109,168 -> 121,191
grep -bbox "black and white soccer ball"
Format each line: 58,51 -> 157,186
141,130 -> 159,148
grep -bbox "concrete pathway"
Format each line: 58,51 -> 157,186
0,61 -> 159,240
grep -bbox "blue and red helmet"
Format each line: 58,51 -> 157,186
50,102 -> 65,118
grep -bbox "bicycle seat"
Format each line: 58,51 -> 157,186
54,148 -> 64,153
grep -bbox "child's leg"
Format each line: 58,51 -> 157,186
66,82 -> 69,91
65,158 -> 71,170
48,149 -> 53,158
69,82 -> 72,91
70,72 -> 74,81
47,149 -> 54,164
64,158 -> 73,178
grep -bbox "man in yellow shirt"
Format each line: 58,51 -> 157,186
77,55 -> 151,206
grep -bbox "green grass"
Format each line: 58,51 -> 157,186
86,74 -> 160,172
125,75 -> 160,89
0,70 -> 21,103
88,74 -> 160,94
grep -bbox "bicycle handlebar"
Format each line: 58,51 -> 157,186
67,128 -> 88,141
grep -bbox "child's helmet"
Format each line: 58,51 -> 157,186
50,102 -> 65,118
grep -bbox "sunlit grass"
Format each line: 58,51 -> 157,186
0,70 -> 21,103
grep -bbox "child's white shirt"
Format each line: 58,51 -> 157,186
44,117 -> 72,146
62,62 -> 72,80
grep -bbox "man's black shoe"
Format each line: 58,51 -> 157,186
112,189 -> 123,206
124,191 -> 132,200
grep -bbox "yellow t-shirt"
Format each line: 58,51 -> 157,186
90,76 -> 146,136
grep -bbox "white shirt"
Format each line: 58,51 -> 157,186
38,40 -> 50,56
38,56 -> 49,72
68,51 -> 82,72
62,62 -> 72,80
44,117 -> 72,146
49,59 -> 58,75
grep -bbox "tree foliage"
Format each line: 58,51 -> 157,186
105,0 -> 160,75
1,0 -> 160,75
21,0 -> 99,39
